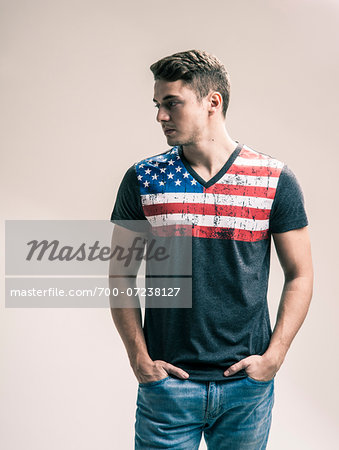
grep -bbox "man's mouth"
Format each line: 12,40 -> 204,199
164,128 -> 176,136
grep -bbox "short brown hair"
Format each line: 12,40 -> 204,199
150,49 -> 230,117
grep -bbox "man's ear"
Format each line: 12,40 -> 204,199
209,91 -> 223,115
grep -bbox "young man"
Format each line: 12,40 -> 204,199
109,50 -> 313,449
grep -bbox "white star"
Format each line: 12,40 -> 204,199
152,174 -> 158,180
168,159 -> 174,165
143,180 -> 150,187
175,166 -> 182,172
137,175 -> 143,180
175,179 -> 182,186
148,159 -> 153,163
139,163 -> 144,168
160,167 -> 166,173
159,181 -> 165,186
176,155 -> 180,159
167,173 -> 174,179
154,162 -> 159,167
145,168 -> 151,175
183,172 -> 189,178
191,179 -> 197,185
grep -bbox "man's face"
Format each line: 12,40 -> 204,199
153,79 -> 209,147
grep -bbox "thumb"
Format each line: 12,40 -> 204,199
224,357 -> 251,377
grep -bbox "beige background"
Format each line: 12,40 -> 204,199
1,0 -> 338,448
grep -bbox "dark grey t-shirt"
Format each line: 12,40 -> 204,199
110,144 -> 308,381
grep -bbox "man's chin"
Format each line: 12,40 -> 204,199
165,135 -> 181,146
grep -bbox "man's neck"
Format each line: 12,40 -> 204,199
182,127 -> 238,178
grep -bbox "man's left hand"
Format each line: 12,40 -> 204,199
224,354 -> 280,381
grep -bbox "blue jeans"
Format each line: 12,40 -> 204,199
135,375 -> 274,449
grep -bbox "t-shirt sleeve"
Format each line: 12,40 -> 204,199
269,165 -> 308,233
110,165 -> 149,232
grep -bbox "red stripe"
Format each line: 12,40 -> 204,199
204,184 -> 276,199
239,148 -> 270,160
150,224 -> 269,242
193,226 -> 269,241
227,165 -> 282,177
150,224 -> 193,237
143,203 -> 271,220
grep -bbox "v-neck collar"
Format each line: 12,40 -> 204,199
178,142 -> 243,188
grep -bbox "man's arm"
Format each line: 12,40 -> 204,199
224,226 -> 314,381
109,224 -> 189,383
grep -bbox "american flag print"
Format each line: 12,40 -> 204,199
135,145 -> 284,242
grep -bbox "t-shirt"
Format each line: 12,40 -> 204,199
110,143 -> 308,381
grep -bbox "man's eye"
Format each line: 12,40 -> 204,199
153,101 -> 179,109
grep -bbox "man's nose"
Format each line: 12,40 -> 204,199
156,106 -> 170,122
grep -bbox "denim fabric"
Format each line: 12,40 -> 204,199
135,375 -> 274,449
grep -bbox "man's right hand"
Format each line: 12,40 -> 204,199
133,359 -> 190,383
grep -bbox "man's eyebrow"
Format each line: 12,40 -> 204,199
152,95 -> 181,103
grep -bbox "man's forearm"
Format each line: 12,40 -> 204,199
109,277 -> 153,371
264,273 -> 313,368
110,308 -> 149,361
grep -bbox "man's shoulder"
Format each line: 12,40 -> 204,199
239,144 -> 285,169
134,147 -> 178,169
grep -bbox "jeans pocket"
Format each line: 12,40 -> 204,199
246,375 -> 274,386
138,375 -> 171,388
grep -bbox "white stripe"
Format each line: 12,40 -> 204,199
218,173 -> 279,188
233,156 -> 284,168
147,214 -> 269,231
141,192 -> 273,209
